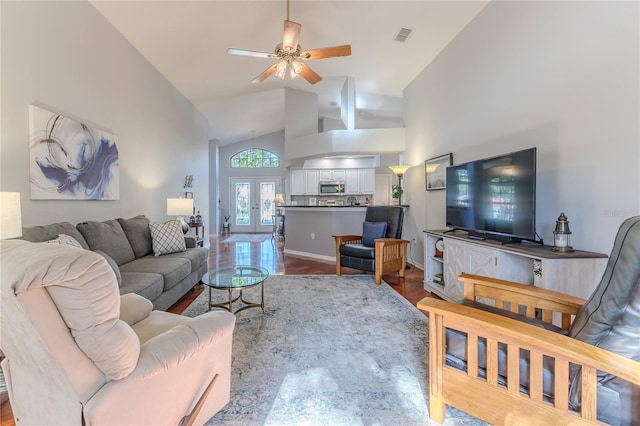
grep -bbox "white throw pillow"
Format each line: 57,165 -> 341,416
47,234 -> 84,249
149,220 -> 186,256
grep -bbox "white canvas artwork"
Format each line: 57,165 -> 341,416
29,105 -> 119,200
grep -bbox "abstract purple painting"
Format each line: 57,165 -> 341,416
29,105 -> 119,200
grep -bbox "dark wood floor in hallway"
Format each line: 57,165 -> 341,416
167,234 -> 432,314
0,234 -> 433,426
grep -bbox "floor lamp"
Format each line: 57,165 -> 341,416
388,165 -> 411,206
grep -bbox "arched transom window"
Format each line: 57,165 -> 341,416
230,148 -> 280,168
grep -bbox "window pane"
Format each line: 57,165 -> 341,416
230,149 -> 280,168
260,183 -> 275,226
235,182 -> 250,225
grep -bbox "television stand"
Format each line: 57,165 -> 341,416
423,229 -> 608,302
459,230 -> 544,246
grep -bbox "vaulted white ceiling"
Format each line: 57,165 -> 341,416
92,1 -> 488,145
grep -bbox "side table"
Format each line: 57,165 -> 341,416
188,222 -> 205,247
272,214 -> 285,242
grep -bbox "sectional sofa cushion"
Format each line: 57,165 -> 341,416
119,257 -> 191,292
20,222 -> 89,249
77,220 -> 136,266
117,215 -> 153,258
161,247 -> 208,271
118,272 -> 164,302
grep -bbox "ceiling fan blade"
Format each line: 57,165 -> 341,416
227,48 -> 275,59
300,45 -> 352,60
282,20 -> 301,52
252,64 -> 278,83
298,63 -> 322,85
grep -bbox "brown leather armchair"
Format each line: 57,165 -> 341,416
333,206 -> 409,284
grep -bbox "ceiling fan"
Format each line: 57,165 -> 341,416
227,0 -> 351,85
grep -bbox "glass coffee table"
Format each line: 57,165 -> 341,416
202,266 -> 269,314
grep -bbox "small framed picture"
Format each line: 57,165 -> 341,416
425,153 -> 453,191
184,192 -> 193,199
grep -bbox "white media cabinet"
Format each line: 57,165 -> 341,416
424,230 -> 608,302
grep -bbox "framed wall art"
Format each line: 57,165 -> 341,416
29,105 -> 119,200
425,153 -> 452,191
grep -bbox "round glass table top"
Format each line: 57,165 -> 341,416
202,266 -> 269,290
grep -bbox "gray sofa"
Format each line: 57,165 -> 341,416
20,215 -> 207,310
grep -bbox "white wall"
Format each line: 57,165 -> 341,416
402,1 -> 639,264
1,1 -> 209,227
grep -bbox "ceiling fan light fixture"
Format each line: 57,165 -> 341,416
290,60 -> 302,79
275,60 -> 288,79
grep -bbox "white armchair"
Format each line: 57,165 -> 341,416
0,239 -> 235,425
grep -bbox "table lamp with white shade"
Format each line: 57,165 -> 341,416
1,192 -> 22,240
274,193 -> 285,215
167,198 -> 193,234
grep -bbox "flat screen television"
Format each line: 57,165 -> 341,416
445,147 -> 538,244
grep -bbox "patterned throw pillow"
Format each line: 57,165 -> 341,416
47,234 -> 84,249
149,220 -> 186,256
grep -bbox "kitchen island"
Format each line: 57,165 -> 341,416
283,206 -> 368,260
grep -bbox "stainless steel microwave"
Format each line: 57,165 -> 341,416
319,181 -> 345,194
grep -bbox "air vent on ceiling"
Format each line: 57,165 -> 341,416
394,27 -> 414,43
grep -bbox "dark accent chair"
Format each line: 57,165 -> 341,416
418,216 -> 640,425
333,206 -> 409,285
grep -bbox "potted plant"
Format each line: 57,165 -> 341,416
223,215 -> 230,228
391,185 -> 403,203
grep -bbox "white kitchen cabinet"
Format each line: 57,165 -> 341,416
359,169 -> 375,194
345,170 -> 360,194
304,170 -> 319,195
290,170 -> 305,195
319,169 -> 346,181
423,230 -> 608,303
290,169 -> 319,195
345,169 -> 374,195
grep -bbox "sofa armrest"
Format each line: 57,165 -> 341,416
417,297 -> 640,424
84,311 -> 235,424
459,273 -> 586,330
119,293 -> 153,326
184,235 -> 197,248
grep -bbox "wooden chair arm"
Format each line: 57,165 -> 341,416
417,297 -> 640,385
459,273 -> 586,330
332,234 -> 362,245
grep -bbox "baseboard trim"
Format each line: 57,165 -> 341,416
283,249 -> 335,262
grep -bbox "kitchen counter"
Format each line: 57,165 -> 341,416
282,205 -> 408,208
282,205 -> 409,260
283,205 -> 367,209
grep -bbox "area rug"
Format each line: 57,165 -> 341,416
183,275 -> 486,426
223,234 -> 271,243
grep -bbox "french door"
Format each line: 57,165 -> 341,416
230,177 -> 281,233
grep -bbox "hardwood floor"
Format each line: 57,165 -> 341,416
1,235 -> 433,425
